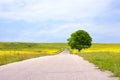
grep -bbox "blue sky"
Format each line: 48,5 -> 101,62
0,0 -> 120,43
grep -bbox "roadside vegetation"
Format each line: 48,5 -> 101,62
0,42 -> 67,65
71,44 -> 120,77
0,42 -> 120,77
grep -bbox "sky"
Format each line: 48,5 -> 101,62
0,0 -> 120,43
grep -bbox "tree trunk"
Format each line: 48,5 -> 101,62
78,49 -> 81,52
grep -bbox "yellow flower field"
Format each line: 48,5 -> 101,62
0,42 -> 66,65
72,44 -> 120,53
0,49 -> 60,65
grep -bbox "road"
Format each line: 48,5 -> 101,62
0,49 -> 119,80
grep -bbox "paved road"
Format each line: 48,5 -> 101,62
0,49 -> 119,80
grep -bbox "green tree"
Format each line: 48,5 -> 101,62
67,30 -> 92,52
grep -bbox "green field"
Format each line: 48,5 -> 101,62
71,44 -> 120,77
0,42 -> 67,65
0,42 -> 120,77
0,42 -> 67,51
79,52 -> 120,77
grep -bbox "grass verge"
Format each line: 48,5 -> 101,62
78,52 -> 120,77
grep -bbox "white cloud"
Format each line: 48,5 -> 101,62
0,0 -> 16,4
0,0 -> 112,22
1,0 -> 120,43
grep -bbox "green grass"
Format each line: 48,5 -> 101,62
0,53 -> 47,65
71,44 -> 120,77
0,42 -> 68,65
0,42 -> 67,51
78,52 -> 120,77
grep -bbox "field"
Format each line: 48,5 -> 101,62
0,42 -> 67,65
0,42 -> 120,77
71,44 -> 120,53
71,44 -> 120,77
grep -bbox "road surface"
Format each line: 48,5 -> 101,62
0,49 -> 119,80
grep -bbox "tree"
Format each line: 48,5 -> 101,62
67,30 -> 92,52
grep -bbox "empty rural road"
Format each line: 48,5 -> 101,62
0,49 -> 119,80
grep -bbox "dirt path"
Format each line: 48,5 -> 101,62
0,49 -> 119,80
